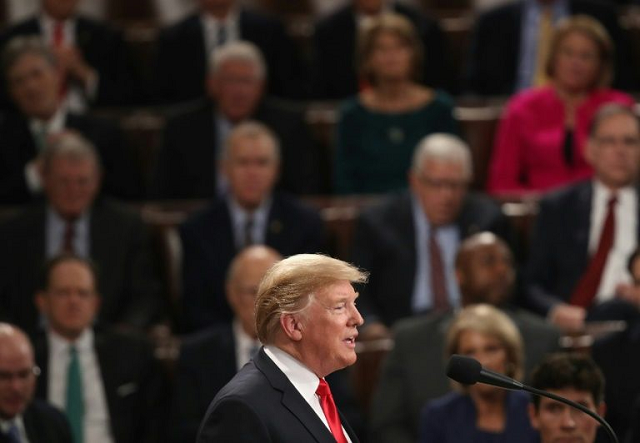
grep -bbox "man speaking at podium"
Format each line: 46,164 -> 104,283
197,254 -> 367,442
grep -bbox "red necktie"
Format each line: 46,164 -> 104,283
429,230 -> 450,311
570,195 -> 617,308
62,221 -> 75,253
52,21 -> 68,97
316,379 -> 348,443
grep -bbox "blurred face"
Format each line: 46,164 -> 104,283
298,281 -> 364,377
7,53 -> 60,120
553,31 -> 601,93
209,60 -> 264,122
199,0 -> 234,15
0,336 -> 36,420
586,112 -> 640,190
631,256 -> 640,284
36,260 -> 99,340
224,134 -> 278,210
457,330 -> 508,396
457,241 -> 515,306
42,0 -> 80,20
529,388 -> 604,443
43,156 -> 101,220
367,31 -> 413,83
354,0 -> 385,15
227,255 -> 277,338
410,159 -> 469,226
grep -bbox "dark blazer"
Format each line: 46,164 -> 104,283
370,307 -> 560,443
525,180 -> 640,316
312,3 -> 451,99
33,329 -> 167,443
0,199 -> 162,335
464,0 -> 636,95
196,347 -> 359,443
0,111 -> 142,204
0,15 -> 135,107
1,400 -> 73,443
179,193 -> 325,331
350,190 -> 513,326
153,10 -> 306,103
153,99 -> 322,199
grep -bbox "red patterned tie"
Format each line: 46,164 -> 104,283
570,195 -> 617,308
429,230 -> 450,311
62,221 -> 75,253
316,379 -> 348,443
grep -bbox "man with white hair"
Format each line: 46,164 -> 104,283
351,133 -> 512,329
153,41 -> 320,199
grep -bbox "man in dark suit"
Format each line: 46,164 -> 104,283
33,254 -> 166,443
197,253 -> 366,442
465,0 -> 636,95
179,121 -> 325,332
370,232 -> 560,443
0,323 -> 72,443
153,0 -> 306,103
0,132 -> 162,336
351,133 -> 512,330
153,41 -> 321,199
0,37 -> 141,204
312,0 -> 452,99
526,104 -> 640,333
0,0 -> 135,109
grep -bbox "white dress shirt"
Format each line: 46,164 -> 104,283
589,180 -> 637,302
264,346 -> 352,442
200,9 -> 240,60
228,195 -> 272,250
0,416 -> 30,443
47,329 -> 114,443
45,206 -> 91,258
24,108 -> 66,193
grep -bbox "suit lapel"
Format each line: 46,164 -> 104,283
94,331 -> 120,438
574,182 -> 593,264
265,195 -> 287,250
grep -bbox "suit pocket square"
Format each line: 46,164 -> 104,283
116,382 -> 138,397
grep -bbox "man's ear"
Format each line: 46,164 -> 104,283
527,403 -> 540,430
34,291 -> 47,313
279,313 -> 303,341
597,402 -> 606,424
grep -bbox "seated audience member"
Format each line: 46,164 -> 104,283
418,305 -> 538,443
528,353 -> 606,443
0,37 -> 141,204
0,132 -> 163,336
33,254 -> 166,443
0,0 -> 135,110
465,0 -> 635,95
370,232 -> 559,443
526,104 -> 640,333
334,13 -> 459,194
153,0 -> 306,103
153,41 -> 320,199
179,121 -> 325,332
351,133 -> 511,329
312,0 -> 450,99
488,16 -> 634,196
0,323 -> 72,443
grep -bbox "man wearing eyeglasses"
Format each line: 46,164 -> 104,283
350,133 -> 512,332
0,322 -> 72,443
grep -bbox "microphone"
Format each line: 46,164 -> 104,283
446,355 -> 619,443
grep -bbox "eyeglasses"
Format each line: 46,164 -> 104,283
0,366 -> 40,383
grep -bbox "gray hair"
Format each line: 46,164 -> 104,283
589,103 -> 639,138
411,133 -> 473,180
208,41 -> 266,79
222,120 -> 281,163
2,36 -> 56,75
41,131 -> 102,173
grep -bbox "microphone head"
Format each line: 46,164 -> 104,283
446,355 -> 481,385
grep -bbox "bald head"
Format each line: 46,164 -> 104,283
0,323 -> 37,419
455,233 -> 515,307
226,246 -> 282,338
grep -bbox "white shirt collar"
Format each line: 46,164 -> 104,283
593,179 -> 636,206
48,327 -> 93,355
29,106 -> 66,137
263,345 -> 320,405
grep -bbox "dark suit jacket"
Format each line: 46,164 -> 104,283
312,3 -> 452,99
33,329 -> 167,443
196,348 -> 359,443
179,193 -> 325,331
153,99 -> 321,199
464,0 -> 636,95
350,190 -> 513,326
525,180 -> 640,316
0,15 -> 135,107
0,110 -> 142,204
153,10 -> 306,103
370,307 -> 560,443
0,198 -> 162,335
2,400 -> 73,443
